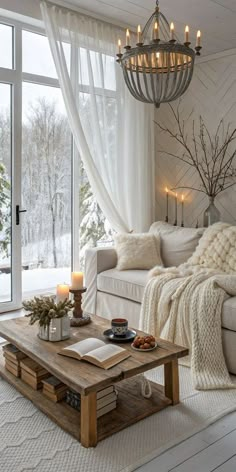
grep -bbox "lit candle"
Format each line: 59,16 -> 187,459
185,25 -> 189,43
137,25 -> 142,43
174,192 -> 178,225
165,187 -> 169,223
196,30 -> 201,47
154,21 -> 159,40
170,22 -> 175,40
71,272 -> 84,290
181,194 -> 184,227
126,29 -> 130,47
56,284 -> 69,303
118,39 -> 121,54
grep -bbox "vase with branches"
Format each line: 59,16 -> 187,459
155,104 -> 236,226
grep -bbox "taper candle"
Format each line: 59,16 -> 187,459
165,187 -> 169,223
181,194 -> 184,227
170,22 -> 175,40
174,192 -> 178,225
56,284 -> 69,303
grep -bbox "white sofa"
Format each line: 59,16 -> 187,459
83,222 -> 236,375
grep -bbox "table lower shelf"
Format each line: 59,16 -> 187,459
0,350 -> 172,444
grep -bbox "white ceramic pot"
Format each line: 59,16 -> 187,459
38,316 -> 70,342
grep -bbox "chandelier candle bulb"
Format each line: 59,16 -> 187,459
170,22 -> 175,40
126,29 -> 130,47
165,187 -> 169,223
196,30 -> 201,47
185,25 -> 189,43
118,39 -> 121,54
137,24 -> 142,44
154,21 -> 159,40
71,272 -> 84,290
56,284 -> 69,303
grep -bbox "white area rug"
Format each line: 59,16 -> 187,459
1,366 -> 236,472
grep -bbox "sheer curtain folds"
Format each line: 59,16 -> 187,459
41,1 -> 155,233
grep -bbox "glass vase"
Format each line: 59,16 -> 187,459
203,196 -> 221,227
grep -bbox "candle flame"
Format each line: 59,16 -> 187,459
126,29 -> 130,38
154,21 -> 158,30
175,192 -> 177,198
185,25 -> 189,33
197,30 -> 201,38
118,39 -> 121,47
181,194 -> 184,201
137,24 -> 141,33
170,22 -> 174,31
165,187 -> 169,193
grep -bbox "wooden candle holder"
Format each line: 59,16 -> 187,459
69,287 -> 91,327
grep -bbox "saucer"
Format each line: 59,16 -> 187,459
103,328 -> 136,343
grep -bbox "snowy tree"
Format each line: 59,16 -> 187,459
79,162 -> 113,267
0,162 -> 10,258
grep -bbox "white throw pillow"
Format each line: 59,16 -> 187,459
149,221 -> 205,267
114,233 -> 163,270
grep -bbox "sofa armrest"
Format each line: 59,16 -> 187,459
83,247 -> 117,315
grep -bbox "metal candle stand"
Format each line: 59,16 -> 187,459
69,287 -> 91,327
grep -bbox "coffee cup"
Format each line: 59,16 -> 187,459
111,318 -> 128,337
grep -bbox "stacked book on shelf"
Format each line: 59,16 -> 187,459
3,343 -> 27,378
42,376 -> 68,402
66,385 -> 118,418
20,358 -> 50,390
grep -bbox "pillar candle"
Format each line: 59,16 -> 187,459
71,272 -> 84,290
56,284 -> 69,303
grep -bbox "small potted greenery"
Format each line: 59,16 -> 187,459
23,296 -> 74,341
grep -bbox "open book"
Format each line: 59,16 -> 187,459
59,338 -> 130,369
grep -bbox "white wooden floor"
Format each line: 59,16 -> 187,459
137,412 -> 236,472
1,310 -> 236,472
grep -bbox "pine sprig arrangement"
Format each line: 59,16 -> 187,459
23,296 -> 74,327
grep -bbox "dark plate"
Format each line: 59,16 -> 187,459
103,328 -> 136,343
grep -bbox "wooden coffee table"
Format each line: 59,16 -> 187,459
0,316 -> 188,448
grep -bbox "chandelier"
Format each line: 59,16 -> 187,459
116,0 -> 202,108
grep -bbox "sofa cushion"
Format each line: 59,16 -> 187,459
149,221 -> 205,267
114,233 -> 162,270
222,297 -> 236,331
97,268 -> 148,303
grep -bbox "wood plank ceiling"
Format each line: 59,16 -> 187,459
63,0 -> 236,56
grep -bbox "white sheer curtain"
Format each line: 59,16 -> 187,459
41,1 -> 155,233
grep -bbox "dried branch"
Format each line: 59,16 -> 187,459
156,105 -> 236,198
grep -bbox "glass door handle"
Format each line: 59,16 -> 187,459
16,205 -> 27,225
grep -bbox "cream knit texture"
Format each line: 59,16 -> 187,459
140,222 -> 236,390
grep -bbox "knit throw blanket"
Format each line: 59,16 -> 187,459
140,222 -> 236,390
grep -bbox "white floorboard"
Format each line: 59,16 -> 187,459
137,413 -> 236,472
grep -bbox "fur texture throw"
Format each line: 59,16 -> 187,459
114,233 -> 162,271
140,222 -> 236,390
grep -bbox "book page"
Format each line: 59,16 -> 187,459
62,338 -> 105,358
84,344 -> 126,363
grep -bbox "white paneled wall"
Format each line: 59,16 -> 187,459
155,50 -> 236,228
